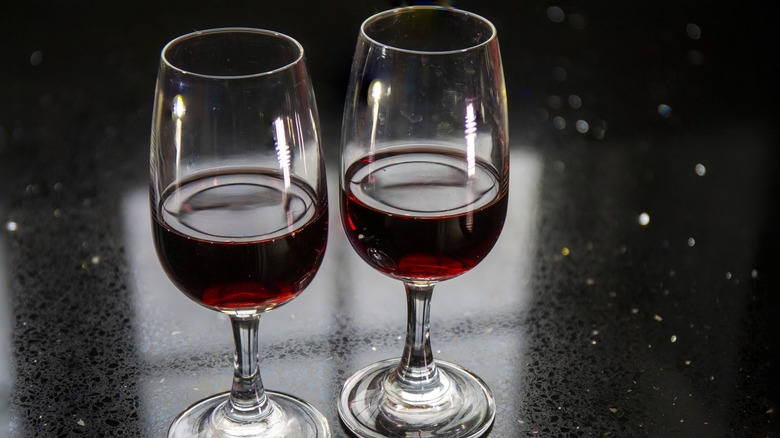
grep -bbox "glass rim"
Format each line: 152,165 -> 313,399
161,27 -> 304,79
359,6 -> 497,55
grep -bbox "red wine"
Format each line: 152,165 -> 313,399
152,170 -> 327,311
342,146 -> 507,281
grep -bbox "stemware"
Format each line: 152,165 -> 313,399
150,28 -> 330,437
338,7 -> 508,438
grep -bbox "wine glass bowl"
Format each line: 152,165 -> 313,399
338,6 -> 508,438
150,28 -> 329,437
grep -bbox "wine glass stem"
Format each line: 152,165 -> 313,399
396,282 -> 439,388
226,314 -> 271,422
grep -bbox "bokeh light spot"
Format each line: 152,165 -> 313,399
547,6 -> 565,23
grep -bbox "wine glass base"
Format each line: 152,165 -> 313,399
168,390 -> 330,438
338,358 -> 495,438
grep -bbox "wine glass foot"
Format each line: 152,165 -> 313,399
169,390 -> 330,438
338,358 -> 495,438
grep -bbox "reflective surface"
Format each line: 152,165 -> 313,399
1,1 -> 776,436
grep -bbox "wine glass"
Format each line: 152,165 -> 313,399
149,28 -> 330,437
338,6 -> 508,438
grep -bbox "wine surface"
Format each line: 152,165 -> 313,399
153,170 -> 327,310
342,147 -> 507,281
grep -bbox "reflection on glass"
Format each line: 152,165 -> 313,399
0,233 -> 10,433
337,6 -> 514,437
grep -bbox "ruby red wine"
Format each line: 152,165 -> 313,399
152,170 -> 327,310
342,147 -> 507,281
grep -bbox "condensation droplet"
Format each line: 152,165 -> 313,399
638,212 -> 650,226
576,120 -> 589,133
553,116 -> 566,129
751,269 -> 758,279
671,335 -> 677,343
687,237 -> 695,247
658,104 -> 672,118
6,221 -> 18,232
725,272 -> 732,280
695,163 -> 706,176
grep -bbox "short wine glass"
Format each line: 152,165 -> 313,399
338,6 -> 508,438
149,28 -> 330,437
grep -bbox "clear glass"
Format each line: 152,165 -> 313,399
338,7 -> 508,438
150,28 -> 330,438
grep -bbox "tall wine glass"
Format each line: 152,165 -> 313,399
150,28 -> 330,437
338,6 -> 508,438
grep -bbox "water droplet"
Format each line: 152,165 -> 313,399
30,51 -> 43,66
553,116 -> 566,129
553,160 -> 566,172
576,120 -> 589,133
547,95 -> 563,109
586,278 -> 595,286
653,314 -> 663,322
568,94 -> 582,109
695,163 -> 706,176
687,237 -> 695,247
751,269 -> 758,279
686,23 -> 702,40
670,335 -> 677,342
687,49 -> 705,66
725,272 -> 732,280
561,247 -> 570,256
552,66 -> 567,82
5,221 -> 18,232
547,6 -> 565,23
638,212 -> 650,226
658,104 -> 672,118
568,13 -> 586,29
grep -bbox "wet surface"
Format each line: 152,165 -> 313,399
1,1 -> 776,436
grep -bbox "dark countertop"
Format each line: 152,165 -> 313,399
1,1 -> 777,437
